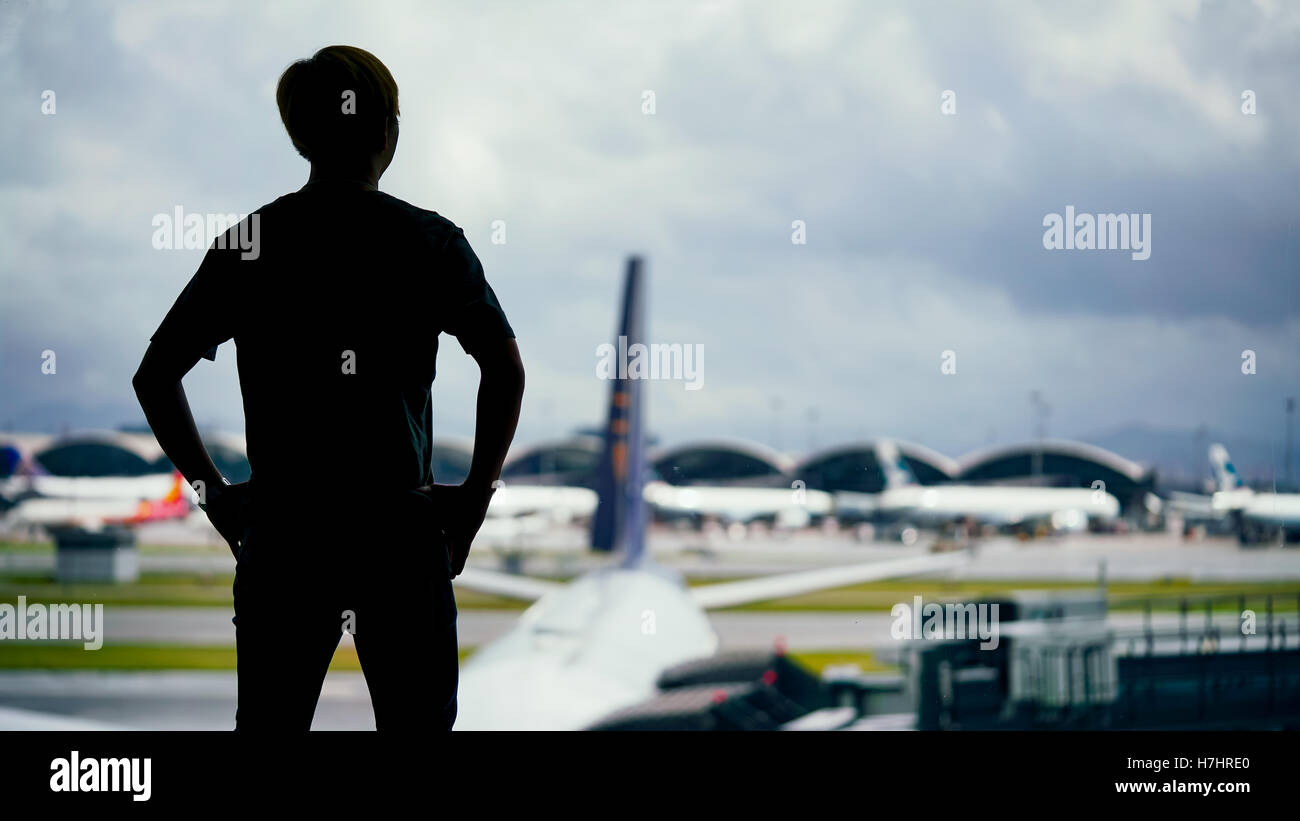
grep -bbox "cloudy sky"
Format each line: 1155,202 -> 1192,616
1,0 -> 1297,468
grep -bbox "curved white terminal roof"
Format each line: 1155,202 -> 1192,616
650,438 -> 796,475
792,439 -> 959,479
956,438 -> 1148,483
0,430 -> 1152,487
33,430 -> 165,464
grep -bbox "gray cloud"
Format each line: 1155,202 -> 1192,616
1,0 -> 1296,464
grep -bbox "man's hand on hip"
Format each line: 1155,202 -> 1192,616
199,480 -> 251,557
419,482 -> 496,578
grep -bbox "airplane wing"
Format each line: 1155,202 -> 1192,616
688,552 -> 967,610
453,566 -> 564,603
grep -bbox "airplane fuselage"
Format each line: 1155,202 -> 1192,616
877,484 -> 1120,527
644,480 -> 833,528
454,567 -> 718,730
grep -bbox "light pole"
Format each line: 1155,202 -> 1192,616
1286,397 -> 1295,487
1029,391 -> 1050,476
1194,423 -> 1209,491
770,396 -> 783,452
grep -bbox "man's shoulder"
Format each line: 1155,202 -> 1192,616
371,191 -> 465,252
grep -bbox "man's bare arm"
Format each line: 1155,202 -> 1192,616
464,337 -> 526,492
132,343 -> 223,493
426,337 -> 524,577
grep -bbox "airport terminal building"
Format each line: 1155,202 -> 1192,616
793,440 -> 959,493
954,440 -> 1157,516
0,430 -> 251,482
1,429 -> 1157,518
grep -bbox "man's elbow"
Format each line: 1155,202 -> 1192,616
131,365 -> 151,397
132,359 -> 170,398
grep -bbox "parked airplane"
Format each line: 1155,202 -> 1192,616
0,472 -> 194,533
1161,444 -> 1244,538
480,475 -> 832,543
449,257 -> 965,730
643,480 -> 833,532
835,439 -> 1120,536
486,483 -> 597,522
1209,443 -> 1300,544
470,482 -> 601,552
1163,488 -> 1234,537
0,472 -> 179,505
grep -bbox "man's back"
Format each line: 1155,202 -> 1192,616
149,181 -> 514,502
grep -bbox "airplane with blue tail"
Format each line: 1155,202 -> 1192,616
450,256 -> 966,730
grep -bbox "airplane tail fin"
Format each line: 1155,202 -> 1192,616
1209,443 -> 1244,492
109,472 -> 190,526
874,439 -> 918,490
590,256 -> 649,566
164,472 -> 185,504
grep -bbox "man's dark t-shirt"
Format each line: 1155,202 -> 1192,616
149,181 -> 514,503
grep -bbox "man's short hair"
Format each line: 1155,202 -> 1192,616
276,45 -> 400,164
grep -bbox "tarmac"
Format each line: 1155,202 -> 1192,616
2,529 -> 1298,730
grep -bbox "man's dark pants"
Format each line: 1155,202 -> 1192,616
232,488 -> 458,731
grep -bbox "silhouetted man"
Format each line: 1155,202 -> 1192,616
133,45 -> 524,731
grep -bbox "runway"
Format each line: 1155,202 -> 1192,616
79,606 -> 893,650
0,670 -> 376,730
84,605 -> 1300,653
